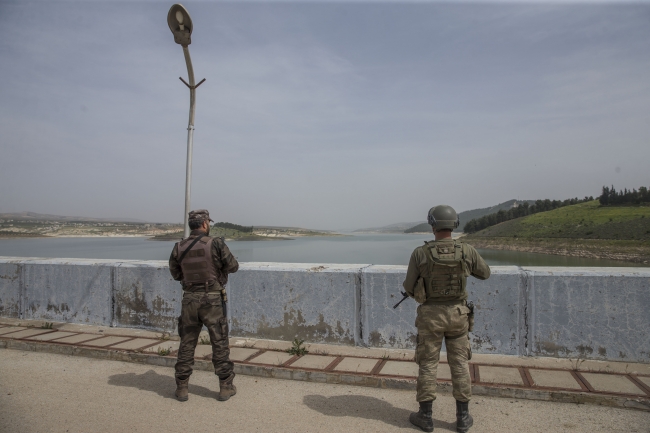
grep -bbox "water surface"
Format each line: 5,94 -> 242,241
0,234 -> 644,267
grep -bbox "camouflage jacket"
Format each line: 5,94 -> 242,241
169,229 -> 239,289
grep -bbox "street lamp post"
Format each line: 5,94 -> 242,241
167,4 -> 206,239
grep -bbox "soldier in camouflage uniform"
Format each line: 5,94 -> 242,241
169,209 -> 240,402
403,205 -> 490,433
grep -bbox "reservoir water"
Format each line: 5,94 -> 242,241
0,234 -> 644,267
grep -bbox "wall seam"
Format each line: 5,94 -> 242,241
356,265 -> 372,347
520,268 -> 531,357
110,264 -> 118,328
528,270 -> 535,357
19,263 -> 25,320
515,267 -> 522,357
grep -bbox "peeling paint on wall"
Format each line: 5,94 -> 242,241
228,263 -> 360,345
524,267 -> 650,362
113,261 -> 181,332
1,258 -> 649,362
0,262 -> 21,318
21,259 -> 113,325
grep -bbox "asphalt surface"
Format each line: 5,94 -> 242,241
0,349 -> 648,433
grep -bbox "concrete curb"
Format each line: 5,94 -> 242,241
2,338 -> 648,412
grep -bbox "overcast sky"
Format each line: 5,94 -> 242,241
0,1 -> 648,229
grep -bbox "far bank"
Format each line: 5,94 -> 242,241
462,236 -> 650,265
458,200 -> 650,265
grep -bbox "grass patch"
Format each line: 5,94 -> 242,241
287,338 -> 309,356
40,322 -> 53,329
157,346 -> 172,356
199,335 -> 210,345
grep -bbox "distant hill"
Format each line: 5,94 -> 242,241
404,200 -> 535,233
254,225 -> 336,233
151,224 -> 340,241
403,223 -> 433,234
354,221 -> 425,234
467,200 -> 650,241
457,200 -> 536,229
0,212 -> 147,223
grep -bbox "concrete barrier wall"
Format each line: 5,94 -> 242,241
524,267 -> 650,361
467,267 -> 527,356
23,259 -> 113,326
113,260 -> 180,332
359,266 -> 528,356
360,265 -> 417,349
229,263 -> 361,345
0,257 -> 648,363
0,260 -> 21,318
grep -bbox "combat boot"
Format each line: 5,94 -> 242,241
409,400 -> 434,432
456,400 -> 473,433
175,378 -> 189,402
217,373 -> 237,401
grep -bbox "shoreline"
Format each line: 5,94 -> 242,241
0,235 -> 151,239
463,236 -> 650,265
148,236 -> 293,242
0,233 -> 345,242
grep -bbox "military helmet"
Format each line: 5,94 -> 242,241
427,205 -> 459,230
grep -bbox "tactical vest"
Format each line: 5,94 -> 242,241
176,236 -> 218,286
420,240 -> 469,302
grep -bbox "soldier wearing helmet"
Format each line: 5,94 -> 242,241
168,209 -> 239,403
404,205 -> 491,433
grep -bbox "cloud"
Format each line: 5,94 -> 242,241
0,1 -> 649,229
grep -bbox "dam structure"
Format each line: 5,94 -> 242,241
0,257 -> 649,363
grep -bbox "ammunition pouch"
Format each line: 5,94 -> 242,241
414,277 -> 426,304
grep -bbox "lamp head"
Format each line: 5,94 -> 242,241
167,4 -> 193,46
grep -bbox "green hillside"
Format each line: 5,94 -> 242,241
461,200 -> 650,264
469,200 -> 650,240
405,199 -> 535,233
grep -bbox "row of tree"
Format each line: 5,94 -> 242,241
463,197 -> 593,234
599,185 -> 650,206
214,222 -> 254,233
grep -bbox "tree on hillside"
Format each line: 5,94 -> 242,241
213,222 -> 253,233
463,196 -> 593,233
600,185 -> 650,206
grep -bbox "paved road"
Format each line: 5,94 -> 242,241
0,349 -> 647,433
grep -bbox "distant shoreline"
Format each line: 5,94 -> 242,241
463,236 -> 650,265
0,234 -> 295,241
148,235 -> 293,242
0,234 -> 150,239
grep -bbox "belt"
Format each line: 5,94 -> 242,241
183,291 -> 221,295
183,282 -> 222,293
424,299 -> 466,306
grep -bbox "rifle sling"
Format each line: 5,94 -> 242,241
177,234 -> 205,265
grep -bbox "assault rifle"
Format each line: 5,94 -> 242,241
393,291 -> 410,309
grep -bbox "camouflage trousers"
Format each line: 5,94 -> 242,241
175,292 -> 233,381
415,301 -> 472,402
